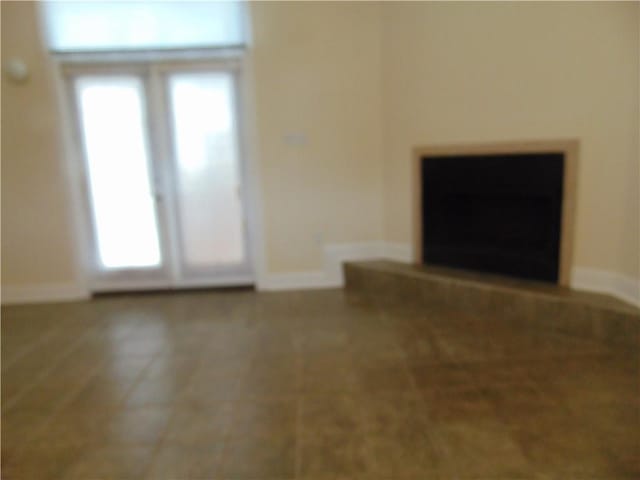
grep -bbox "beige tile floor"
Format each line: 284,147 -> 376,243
1,288 -> 638,479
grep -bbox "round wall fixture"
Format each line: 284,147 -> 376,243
4,58 -> 29,84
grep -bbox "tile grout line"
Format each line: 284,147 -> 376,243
2,323 -> 113,415
294,352 -> 302,479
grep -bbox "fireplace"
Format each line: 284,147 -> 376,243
413,140 -> 577,285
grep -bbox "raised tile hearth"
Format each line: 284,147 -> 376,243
345,260 -> 640,348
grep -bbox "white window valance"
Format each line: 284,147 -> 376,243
40,1 -> 247,53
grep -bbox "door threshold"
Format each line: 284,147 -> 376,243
92,284 -> 255,298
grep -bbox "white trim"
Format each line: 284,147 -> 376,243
56,57 -> 258,292
260,243 -> 375,291
1,283 -> 90,305
241,49 -> 268,291
324,242 -> 386,285
571,267 -> 640,308
5,242 -> 636,310
259,242 -> 640,310
49,32 -> 93,296
259,271 -> 336,291
261,242 -> 387,291
51,47 -> 245,65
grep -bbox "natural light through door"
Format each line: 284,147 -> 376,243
75,76 -> 162,270
168,72 -> 246,269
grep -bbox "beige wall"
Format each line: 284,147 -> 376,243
381,1 -> 640,280
249,1 -> 384,272
1,1 -> 79,287
1,1 -> 638,294
0,1 -> 385,287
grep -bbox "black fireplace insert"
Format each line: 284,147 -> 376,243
421,152 -> 564,283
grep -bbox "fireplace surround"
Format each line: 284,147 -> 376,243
413,140 -> 577,286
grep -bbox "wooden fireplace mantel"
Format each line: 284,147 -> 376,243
412,139 -> 578,287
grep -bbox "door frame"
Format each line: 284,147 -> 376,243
60,54 -> 257,292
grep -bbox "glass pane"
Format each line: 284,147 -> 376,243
76,76 -> 161,270
168,72 -> 245,268
42,1 -> 246,52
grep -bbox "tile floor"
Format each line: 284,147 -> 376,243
2,288 -> 638,479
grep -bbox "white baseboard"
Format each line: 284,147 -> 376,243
571,267 -> 640,308
257,270 -> 338,291
259,242 -> 640,309
260,241 -> 409,291
1,282 -> 90,305
259,242 -> 386,291
323,242 -> 387,285
5,250 -> 637,310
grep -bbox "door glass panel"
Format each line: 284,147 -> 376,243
168,72 -> 245,268
75,76 -> 162,270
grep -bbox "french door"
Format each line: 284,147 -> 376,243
68,61 -> 253,291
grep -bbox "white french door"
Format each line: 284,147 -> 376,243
69,61 -> 253,292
